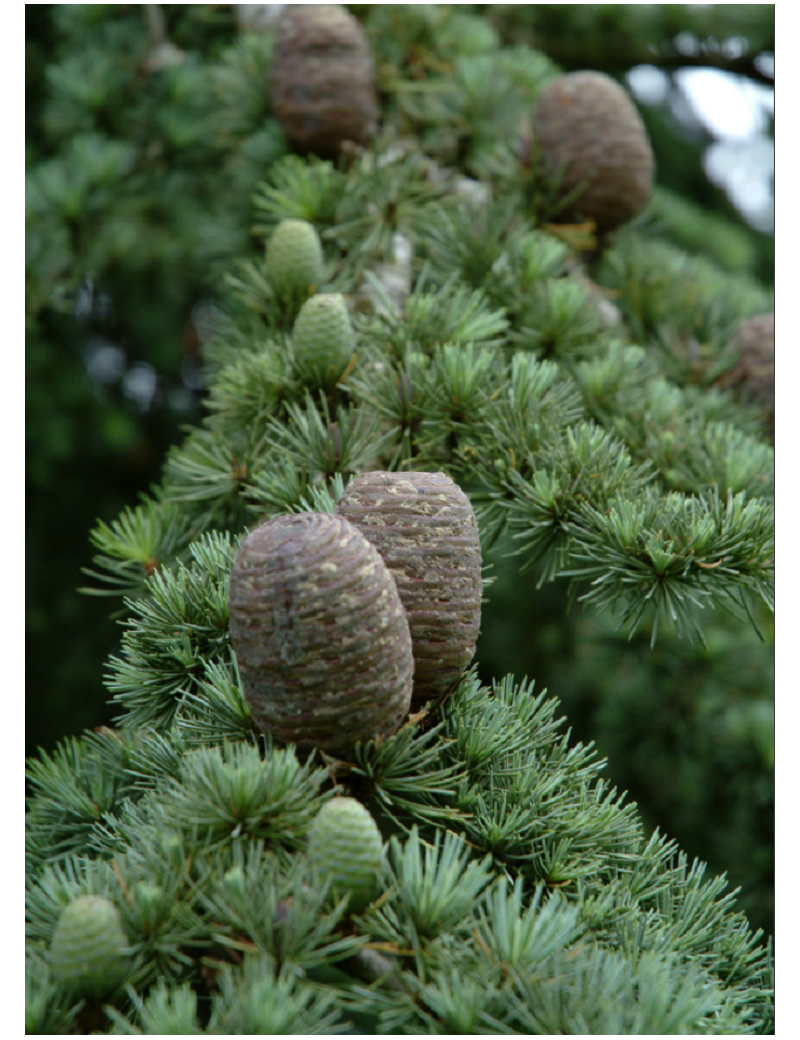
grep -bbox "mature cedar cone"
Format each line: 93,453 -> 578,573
717,312 -> 775,438
228,512 -> 413,753
533,70 -> 655,235
336,471 -> 482,710
307,797 -> 384,913
270,4 -> 379,159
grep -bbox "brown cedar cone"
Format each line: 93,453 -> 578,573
270,4 -> 379,159
336,472 -> 482,710
228,512 -> 413,754
533,71 -> 654,235
717,312 -> 775,438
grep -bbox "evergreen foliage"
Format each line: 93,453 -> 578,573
27,4 -> 773,1033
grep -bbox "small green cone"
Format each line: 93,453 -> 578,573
265,218 -> 324,299
307,797 -> 384,913
292,292 -> 354,390
133,882 -> 165,933
223,866 -> 246,901
49,895 -> 131,1000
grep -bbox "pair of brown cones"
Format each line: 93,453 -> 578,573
228,472 -> 482,755
269,6 -> 655,239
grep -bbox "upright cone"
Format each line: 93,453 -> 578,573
292,293 -> 354,390
270,5 -> 379,158
336,472 -> 482,709
228,512 -> 414,753
265,219 -> 324,300
717,312 -> 775,439
49,895 -> 130,1000
307,797 -> 384,913
533,71 -> 654,235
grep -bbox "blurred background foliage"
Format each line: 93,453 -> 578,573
26,4 -> 773,934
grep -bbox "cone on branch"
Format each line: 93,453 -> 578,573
49,895 -> 131,1000
228,512 -> 413,754
336,471 -> 482,710
307,796 -> 384,913
270,4 -> 379,159
291,292 -> 355,390
264,218 -> 325,302
716,312 -> 775,438
533,70 -> 655,235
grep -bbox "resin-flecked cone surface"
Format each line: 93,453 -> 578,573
229,512 -> 413,753
307,796 -> 384,913
336,471 -> 482,709
533,70 -> 654,234
49,895 -> 130,1000
270,4 -> 378,159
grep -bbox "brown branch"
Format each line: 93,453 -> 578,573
503,33 -> 774,87
636,48 -> 772,86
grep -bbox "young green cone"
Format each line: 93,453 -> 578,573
291,292 -> 355,390
49,895 -> 131,1000
307,797 -> 384,913
265,218 -> 325,300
